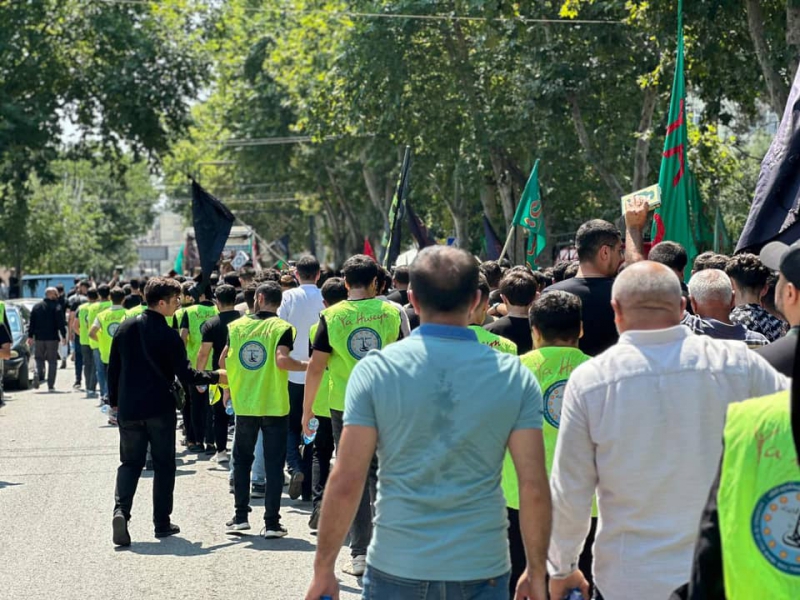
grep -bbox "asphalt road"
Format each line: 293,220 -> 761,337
0,367 -> 363,600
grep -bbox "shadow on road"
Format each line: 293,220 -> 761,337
238,536 -> 316,553
121,537 -> 240,556
141,469 -> 196,479
0,481 -> 23,489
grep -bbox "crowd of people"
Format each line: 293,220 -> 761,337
10,197 -> 800,600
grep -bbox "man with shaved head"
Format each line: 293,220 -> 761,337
306,246 -> 552,600
547,261 -> 788,600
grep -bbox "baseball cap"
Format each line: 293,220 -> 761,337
759,241 -> 800,287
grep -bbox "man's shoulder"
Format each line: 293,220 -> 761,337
483,316 -> 509,332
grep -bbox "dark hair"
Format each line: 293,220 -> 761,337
97,283 -> 111,299
244,284 -> 257,311
575,220 -> 621,262
725,253 -> 770,292
223,273 -> 240,288
239,266 -> 255,281
181,281 -> 194,295
317,266 -> 334,289
296,255 -> 321,280
392,265 -> 410,286
145,277 -> 182,307
375,266 -> 391,295
694,251 -> 729,273
477,273 -> 491,302
764,272 -> 780,315
122,284 -> 132,295
564,261 -> 579,279
531,270 -> 550,292
79,279 -> 91,289
648,241 -> 688,273
280,274 -> 298,289
87,288 -> 99,300
552,261 -> 572,283
129,278 -> 140,291
409,246 -> 479,312
480,260 -> 503,288
255,268 -> 281,283
499,270 -> 538,307
531,291 -> 583,342
342,254 -> 379,289
56,283 -> 64,292
321,277 -> 348,305
215,284 -> 237,306
255,282 -> 282,307
109,287 -> 126,304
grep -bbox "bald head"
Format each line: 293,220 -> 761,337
45,287 -> 58,300
612,261 -> 684,332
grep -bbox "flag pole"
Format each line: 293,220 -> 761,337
498,226 -> 515,262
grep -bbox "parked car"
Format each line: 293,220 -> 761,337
3,302 -> 35,390
20,274 -> 87,299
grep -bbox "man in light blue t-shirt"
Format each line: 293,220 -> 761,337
304,246 -> 551,600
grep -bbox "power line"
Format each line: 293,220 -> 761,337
87,0 -> 625,26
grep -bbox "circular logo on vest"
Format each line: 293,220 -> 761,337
543,380 -> 567,428
751,481 -> 800,575
108,322 -> 121,338
347,327 -> 381,360
239,341 -> 267,370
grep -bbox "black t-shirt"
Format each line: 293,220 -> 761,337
201,310 -> 243,369
386,289 -> 408,306
544,277 -> 617,356
67,294 -> 88,313
483,316 -> 533,354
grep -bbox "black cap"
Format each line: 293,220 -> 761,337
760,241 -> 800,287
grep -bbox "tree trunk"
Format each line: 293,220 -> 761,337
567,93 -> 626,201
325,165 -> 361,256
746,0 -> 789,116
359,148 -> 390,224
632,86 -> 658,191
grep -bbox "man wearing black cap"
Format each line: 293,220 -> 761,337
755,241 -> 800,376
672,333 -> 800,599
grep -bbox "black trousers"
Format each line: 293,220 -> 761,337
287,382 -> 313,498
232,415 -> 288,527
34,340 -> 59,389
189,385 -> 210,446
311,415 -> 334,510
210,397 -> 228,452
114,412 -> 177,527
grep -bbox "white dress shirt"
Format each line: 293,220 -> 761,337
548,325 -> 789,600
277,284 -> 324,385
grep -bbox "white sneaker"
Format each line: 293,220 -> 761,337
261,524 -> 288,539
343,555 -> 367,576
225,518 -> 251,532
213,451 -> 229,463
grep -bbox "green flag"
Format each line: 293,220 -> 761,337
174,244 -> 184,274
713,204 -> 731,253
513,159 -> 547,269
651,0 -> 699,280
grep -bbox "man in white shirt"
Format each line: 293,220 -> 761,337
548,261 -> 788,600
278,255 -> 324,501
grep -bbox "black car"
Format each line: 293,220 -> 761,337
3,302 -> 34,389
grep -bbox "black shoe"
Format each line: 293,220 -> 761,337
288,471 -> 304,500
112,513 -> 131,547
154,523 -> 180,538
187,444 -> 204,453
308,505 -> 320,530
205,444 -> 215,455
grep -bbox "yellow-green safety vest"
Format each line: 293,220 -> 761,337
309,321 -> 331,418
322,299 -> 401,412
226,314 -> 295,417
87,301 -> 111,350
125,304 -> 146,319
182,303 -> 218,368
469,325 -> 518,355
503,346 -> 591,511
76,302 -> 95,346
96,307 -> 127,363
718,391 -> 800,598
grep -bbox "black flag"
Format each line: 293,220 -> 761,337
382,146 -> 411,268
406,197 -> 435,249
737,69 -> 800,252
191,180 -> 235,290
483,213 -> 503,260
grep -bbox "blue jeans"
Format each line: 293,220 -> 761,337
362,567 -> 510,600
93,349 -> 108,399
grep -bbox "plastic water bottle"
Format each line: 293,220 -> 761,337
564,590 -> 585,600
197,385 -> 208,393
303,418 -> 319,445
320,596 -> 333,600
225,398 -> 234,416
101,404 -> 109,414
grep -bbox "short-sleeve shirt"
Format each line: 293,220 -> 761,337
344,323 -> 543,582
201,310 -> 244,369
544,277 -> 617,356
